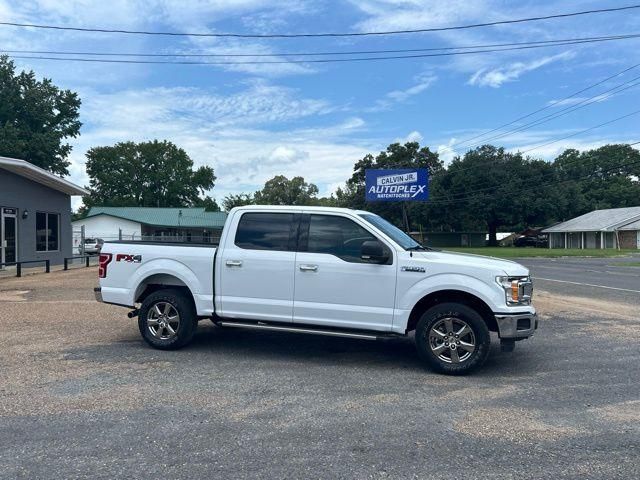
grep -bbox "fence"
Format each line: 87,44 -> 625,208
0,259 -> 50,277
1,255 -> 96,278
112,232 -> 220,244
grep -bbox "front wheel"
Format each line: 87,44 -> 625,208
138,289 -> 197,350
415,302 -> 491,375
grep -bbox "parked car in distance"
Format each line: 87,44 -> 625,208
84,238 -> 104,255
513,234 -> 548,248
95,206 -> 537,375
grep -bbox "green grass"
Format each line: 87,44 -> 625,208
609,261 -> 640,267
444,247 -> 639,259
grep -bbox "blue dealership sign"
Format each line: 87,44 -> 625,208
365,169 -> 429,202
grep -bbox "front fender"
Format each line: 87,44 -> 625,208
393,273 -> 504,333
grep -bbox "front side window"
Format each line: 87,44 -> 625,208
36,212 -> 60,252
306,215 -> 380,263
359,213 -> 422,250
235,213 -> 295,251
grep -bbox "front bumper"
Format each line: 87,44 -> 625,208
494,312 -> 538,339
94,287 -> 103,303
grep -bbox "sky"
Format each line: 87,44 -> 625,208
1,0 -> 639,210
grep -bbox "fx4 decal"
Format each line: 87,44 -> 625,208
115,254 -> 142,263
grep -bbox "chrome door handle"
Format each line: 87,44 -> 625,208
226,260 -> 243,267
299,264 -> 318,272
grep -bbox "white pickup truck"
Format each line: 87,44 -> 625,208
95,205 -> 536,374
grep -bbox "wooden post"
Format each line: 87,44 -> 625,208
401,202 -> 410,233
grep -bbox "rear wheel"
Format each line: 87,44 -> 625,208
138,289 -> 197,350
415,302 -> 490,375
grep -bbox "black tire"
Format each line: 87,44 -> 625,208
415,302 -> 491,375
138,289 -> 197,350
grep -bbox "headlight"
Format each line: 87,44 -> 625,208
496,276 -> 533,305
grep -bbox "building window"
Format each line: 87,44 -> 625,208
36,212 -> 60,252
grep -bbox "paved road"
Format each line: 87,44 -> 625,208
517,256 -> 640,305
1,269 -> 639,479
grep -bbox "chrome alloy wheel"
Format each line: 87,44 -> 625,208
428,317 -> 476,364
147,302 -> 180,340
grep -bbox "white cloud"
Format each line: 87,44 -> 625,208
348,0 -> 494,33
396,130 -> 423,144
546,93 -> 611,107
64,83 -> 373,209
371,73 -> 437,111
468,51 -> 574,88
387,74 -> 437,102
1,0 -> 321,78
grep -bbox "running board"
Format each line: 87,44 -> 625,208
216,321 -> 399,341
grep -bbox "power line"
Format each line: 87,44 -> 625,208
457,75 -> 640,150
2,33 -> 638,58
5,36 -> 640,65
434,108 -> 640,179
426,157 -> 640,206
424,114 -> 639,200
520,109 -> 640,154
448,62 -> 640,149
1,4 -> 638,38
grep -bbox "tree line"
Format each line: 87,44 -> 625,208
222,142 -> 640,245
2,55 -> 639,243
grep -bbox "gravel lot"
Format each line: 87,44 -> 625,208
1,267 -> 639,479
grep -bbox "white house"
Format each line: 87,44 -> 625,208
543,207 -> 640,249
72,207 -> 228,245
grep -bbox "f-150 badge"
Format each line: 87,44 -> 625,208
401,266 -> 425,273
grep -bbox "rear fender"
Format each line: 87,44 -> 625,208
128,259 -> 210,315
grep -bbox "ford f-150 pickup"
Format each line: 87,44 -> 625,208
95,206 -> 537,374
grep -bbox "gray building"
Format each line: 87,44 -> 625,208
543,207 -> 640,249
0,156 -> 87,266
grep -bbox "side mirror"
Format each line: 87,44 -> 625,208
361,240 -> 389,264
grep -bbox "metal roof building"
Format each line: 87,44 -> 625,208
72,207 -> 227,244
84,207 -> 227,228
543,207 -> 640,249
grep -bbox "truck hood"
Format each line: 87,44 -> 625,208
411,250 -> 530,277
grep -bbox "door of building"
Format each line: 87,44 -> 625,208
1,207 -> 18,265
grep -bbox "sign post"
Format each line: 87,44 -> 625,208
365,168 -> 429,232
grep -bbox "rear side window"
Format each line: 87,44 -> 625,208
306,215 -> 378,263
235,213 -> 296,251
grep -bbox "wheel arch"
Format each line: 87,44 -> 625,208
135,273 -> 195,307
406,289 -> 497,334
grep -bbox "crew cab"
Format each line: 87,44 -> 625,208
95,206 -> 537,374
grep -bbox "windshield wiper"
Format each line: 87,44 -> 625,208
406,245 -> 433,251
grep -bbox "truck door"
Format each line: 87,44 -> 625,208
218,211 -> 298,323
293,213 -> 397,331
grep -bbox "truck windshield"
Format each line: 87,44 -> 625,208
358,213 -> 423,250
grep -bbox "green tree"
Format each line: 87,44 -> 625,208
436,145 -> 562,245
339,142 -> 444,229
194,196 -> 221,212
0,55 -> 81,175
254,175 -> 319,205
554,144 -> 640,218
84,140 -> 215,208
222,193 -> 255,211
